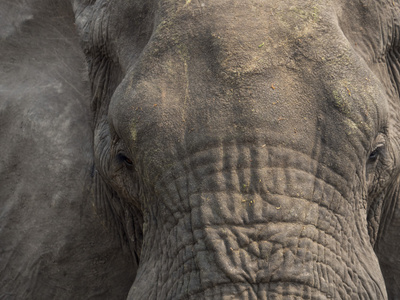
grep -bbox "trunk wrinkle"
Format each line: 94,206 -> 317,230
152,221 -> 371,298
133,144 -> 385,299
167,144 -> 351,196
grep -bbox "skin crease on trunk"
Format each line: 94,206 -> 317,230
70,0 -> 400,299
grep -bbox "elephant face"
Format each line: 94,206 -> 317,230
74,0 -> 400,298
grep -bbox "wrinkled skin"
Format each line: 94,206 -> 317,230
2,0 -> 400,299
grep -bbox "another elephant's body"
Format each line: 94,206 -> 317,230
2,0 -> 400,299
0,1 -> 135,298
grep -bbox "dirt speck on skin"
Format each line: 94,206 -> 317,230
130,121 -> 137,142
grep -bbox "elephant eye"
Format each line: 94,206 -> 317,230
117,153 -> 133,167
368,144 -> 384,162
368,149 -> 379,161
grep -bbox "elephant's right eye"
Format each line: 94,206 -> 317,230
117,153 -> 133,167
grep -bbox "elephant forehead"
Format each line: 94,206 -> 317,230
114,71 -> 378,184
148,0 -> 335,71
110,0 -> 385,176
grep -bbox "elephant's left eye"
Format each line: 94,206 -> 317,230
117,153 -> 133,166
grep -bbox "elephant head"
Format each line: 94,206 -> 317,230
71,0 -> 400,298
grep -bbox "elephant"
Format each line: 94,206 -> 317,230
1,0 -> 400,299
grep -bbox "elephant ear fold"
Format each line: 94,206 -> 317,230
94,170 -> 143,264
374,173 -> 400,298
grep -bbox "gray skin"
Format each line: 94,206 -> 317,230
2,0 -> 400,299
0,0 -> 136,299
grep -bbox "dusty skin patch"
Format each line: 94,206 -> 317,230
130,120 -> 137,142
332,89 -> 351,116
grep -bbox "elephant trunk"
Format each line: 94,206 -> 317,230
129,144 -> 386,299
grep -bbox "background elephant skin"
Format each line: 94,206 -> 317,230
0,1 -> 136,299
2,0 -> 400,299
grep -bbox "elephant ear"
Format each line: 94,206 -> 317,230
0,0 -> 135,298
374,173 -> 400,299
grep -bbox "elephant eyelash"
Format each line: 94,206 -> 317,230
368,144 -> 384,161
368,149 -> 379,160
117,153 -> 133,167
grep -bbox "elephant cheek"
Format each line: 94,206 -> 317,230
128,148 -> 387,299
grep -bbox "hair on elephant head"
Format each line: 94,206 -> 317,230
3,0 -> 400,299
